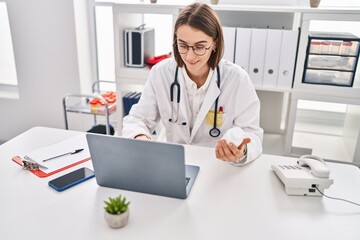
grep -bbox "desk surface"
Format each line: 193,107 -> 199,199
1,127 -> 360,240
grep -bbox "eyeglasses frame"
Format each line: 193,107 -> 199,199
174,42 -> 213,56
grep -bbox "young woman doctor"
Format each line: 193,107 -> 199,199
122,3 -> 263,166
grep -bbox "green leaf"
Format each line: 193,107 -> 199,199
104,195 -> 130,215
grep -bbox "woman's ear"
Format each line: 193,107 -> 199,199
212,40 -> 217,52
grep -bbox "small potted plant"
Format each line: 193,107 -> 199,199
103,195 -> 130,228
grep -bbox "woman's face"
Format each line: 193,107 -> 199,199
176,24 -> 215,75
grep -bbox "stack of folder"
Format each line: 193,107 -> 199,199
123,91 -> 142,116
223,26 -> 299,89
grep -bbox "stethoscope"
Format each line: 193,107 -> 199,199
169,66 -> 221,138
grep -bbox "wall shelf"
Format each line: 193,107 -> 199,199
111,2 -> 360,164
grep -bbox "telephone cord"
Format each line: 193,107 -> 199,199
315,186 -> 360,207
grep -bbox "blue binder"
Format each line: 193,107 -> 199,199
123,92 -> 137,116
128,92 -> 141,114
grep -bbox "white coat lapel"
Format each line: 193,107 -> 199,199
190,76 -> 220,141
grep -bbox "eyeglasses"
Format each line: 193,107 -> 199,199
174,42 -> 213,56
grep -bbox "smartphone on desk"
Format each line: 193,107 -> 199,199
48,167 -> 95,192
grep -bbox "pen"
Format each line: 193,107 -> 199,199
42,149 -> 84,162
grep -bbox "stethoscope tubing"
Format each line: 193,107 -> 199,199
209,67 -> 221,137
170,67 -> 180,103
169,66 -> 221,137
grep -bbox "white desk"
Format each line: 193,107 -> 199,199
1,127 -> 360,240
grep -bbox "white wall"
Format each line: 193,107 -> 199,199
0,0 -> 91,142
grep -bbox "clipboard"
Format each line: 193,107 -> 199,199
12,156 -> 91,178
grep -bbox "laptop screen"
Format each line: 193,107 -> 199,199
86,134 -> 199,199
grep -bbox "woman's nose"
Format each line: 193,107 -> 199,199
187,47 -> 197,57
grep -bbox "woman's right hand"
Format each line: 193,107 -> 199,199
134,134 -> 151,141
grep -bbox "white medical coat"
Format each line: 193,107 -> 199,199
122,58 -> 263,164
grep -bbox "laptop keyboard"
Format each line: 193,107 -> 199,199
185,177 -> 190,186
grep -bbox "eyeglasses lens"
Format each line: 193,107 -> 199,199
177,45 -> 207,56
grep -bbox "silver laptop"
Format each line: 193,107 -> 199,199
86,134 -> 199,199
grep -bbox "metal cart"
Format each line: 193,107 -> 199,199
63,80 -> 116,135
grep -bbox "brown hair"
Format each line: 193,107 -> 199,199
173,3 -> 224,69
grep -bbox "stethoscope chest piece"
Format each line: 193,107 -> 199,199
209,127 -> 221,138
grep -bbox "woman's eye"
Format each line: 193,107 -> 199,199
194,46 -> 205,50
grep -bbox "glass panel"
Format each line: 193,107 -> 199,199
309,21 -> 360,37
95,6 -> 115,81
294,100 -> 360,163
321,0 -> 360,7
304,69 -> 353,86
144,14 -> 173,56
0,2 -> 18,85
298,100 -> 347,113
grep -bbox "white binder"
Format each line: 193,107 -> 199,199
222,27 -> 236,63
262,29 -> 283,88
277,30 -> 299,89
234,28 -> 252,72
248,28 -> 267,86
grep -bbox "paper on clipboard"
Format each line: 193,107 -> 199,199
24,134 -> 90,174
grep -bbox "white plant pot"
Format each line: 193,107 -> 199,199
104,209 -> 130,228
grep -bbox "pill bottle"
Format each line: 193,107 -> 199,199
340,41 -> 352,55
321,41 -> 330,54
350,41 -> 359,56
310,41 -> 321,53
330,41 -> 341,55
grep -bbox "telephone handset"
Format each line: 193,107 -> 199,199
272,155 -> 334,196
297,155 -> 330,178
